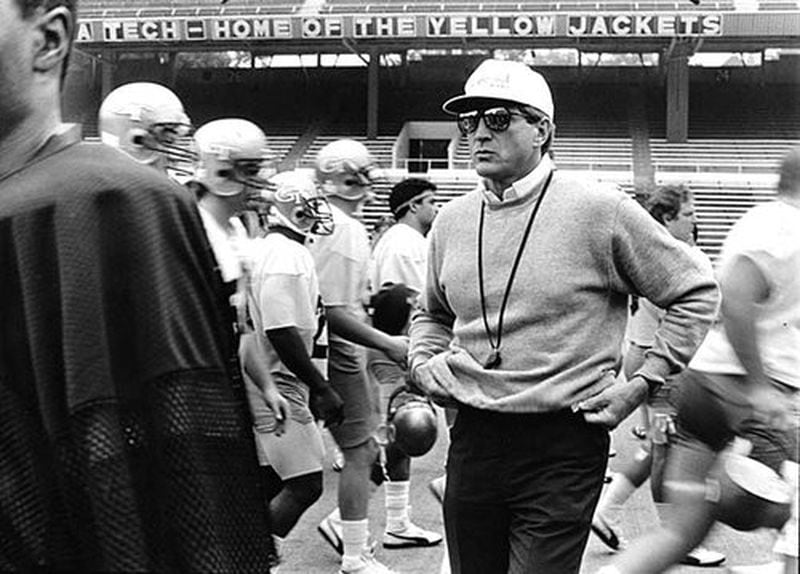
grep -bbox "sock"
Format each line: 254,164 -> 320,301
654,501 -> 675,529
272,535 -> 283,555
595,472 -> 637,523
341,518 -> 369,570
328,507 -> 342,524
385,480 -> 410,532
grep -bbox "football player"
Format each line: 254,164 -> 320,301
310,139 -> 407,574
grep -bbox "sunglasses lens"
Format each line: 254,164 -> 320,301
457,108 -> 514,134
483,108 -> 512,131
457,112 -> 479,135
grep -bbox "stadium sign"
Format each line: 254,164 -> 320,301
75,14 -> 560,42
567,14 -> 721,36
73,11 -> 798,44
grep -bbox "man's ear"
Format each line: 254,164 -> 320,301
532,119 -> 551,147
33,7 -> 73,75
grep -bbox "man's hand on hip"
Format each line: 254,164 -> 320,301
575,376 -> 649,429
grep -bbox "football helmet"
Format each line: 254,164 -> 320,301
99,82 -> 194,173
193,119 -> 271,197
385,386 -> 438,457
315,139 -> 381,202
264,170 -> 334,236
710,442 -> 793,532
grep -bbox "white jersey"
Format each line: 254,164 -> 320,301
198,205 -> 247,283
691,200 -> 800,389
198,205 -> 254,335
247,231 -> 322,384
369,221 -> 428,295
307,204 -> 370,350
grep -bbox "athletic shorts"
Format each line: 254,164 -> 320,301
675,369 -> 798,461
254,420 -> 325,480
327,340 -> 381,449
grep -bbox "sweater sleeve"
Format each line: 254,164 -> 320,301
610,195 -> 720,384
409,215 -> 455,377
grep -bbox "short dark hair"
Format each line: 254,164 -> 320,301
645,184 -> 691,226
16,0 -> 77,85
389,178 -> 436,219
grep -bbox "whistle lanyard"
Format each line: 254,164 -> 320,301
477,171 -> 553,369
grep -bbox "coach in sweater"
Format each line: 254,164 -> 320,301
408,59 -> 720,574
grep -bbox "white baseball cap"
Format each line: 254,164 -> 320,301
442,59 -> 554,120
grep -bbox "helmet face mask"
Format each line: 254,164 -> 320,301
299,196 -> 335,235
99,82 -> 195,175
219,159 -> 269,189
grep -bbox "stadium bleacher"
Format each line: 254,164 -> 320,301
319,0 -> 738,14
649,139 -> 796,174
689,181 -> 777,261
298,134 -> 398,169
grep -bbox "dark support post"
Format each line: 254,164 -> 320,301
666,41 -> 691,143
367,48 -> 380,140
100,52 -> 117,101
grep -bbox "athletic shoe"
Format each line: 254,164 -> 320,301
681,547 -> 726,567
317,514 -> 344,555
332,447 -> 345,472
383,522 -> 443,549
590,515 -> 625,552
429,475 -> 446,504
339,554 -> 396,574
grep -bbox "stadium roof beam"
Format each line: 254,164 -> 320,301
341,36 -> 369,66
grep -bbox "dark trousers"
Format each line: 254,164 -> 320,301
444,406 -> 609,574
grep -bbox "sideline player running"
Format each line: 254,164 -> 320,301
591,184 -> 725,568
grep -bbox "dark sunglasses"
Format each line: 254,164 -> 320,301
457,107 -> 541,136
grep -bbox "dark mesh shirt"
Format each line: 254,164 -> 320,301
0,127 -> 273,572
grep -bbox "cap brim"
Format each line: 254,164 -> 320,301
442,95 -> 526,115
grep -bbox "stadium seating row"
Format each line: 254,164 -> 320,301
76,0 -> 799,17
361,173 -> 777,264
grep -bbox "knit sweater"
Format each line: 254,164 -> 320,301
408,168 -> 720,413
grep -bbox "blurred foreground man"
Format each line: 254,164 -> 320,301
0,0 -> 273,569
602,148 -> 800,574
409,58 -> 720,574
